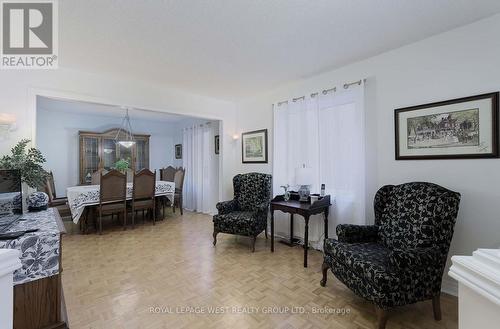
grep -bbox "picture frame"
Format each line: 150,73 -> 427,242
215,135 -> 220,155
395,92 -> 499,160
242,129 -> 268,163
175,144 -> 182,159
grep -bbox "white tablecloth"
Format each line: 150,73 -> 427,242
66,181 -> 175,223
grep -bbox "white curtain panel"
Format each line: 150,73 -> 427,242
273,82 -> 365,250
182,123 -> 218,214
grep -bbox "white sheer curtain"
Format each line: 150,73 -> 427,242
182,122 -> 218,214
273,82 -> 365,249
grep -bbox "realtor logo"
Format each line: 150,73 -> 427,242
1,0 -> 58,69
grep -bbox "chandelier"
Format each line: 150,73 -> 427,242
114,107 -> 135,148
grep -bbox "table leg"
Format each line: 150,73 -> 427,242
324,208 -> 329,240
324,208 -> 329,251
271,210 -> 274,252
304,215 -> 309,267
290,214 -> 294,245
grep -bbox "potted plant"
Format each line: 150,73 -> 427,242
113,158 -> 130,173
0,139 -> 48,212
0,139 -> 48,189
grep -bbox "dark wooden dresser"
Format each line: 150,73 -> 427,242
0,208 -> 68,329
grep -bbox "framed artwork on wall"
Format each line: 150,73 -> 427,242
395,92 -> 499,160
175,144 -> 182,159
242,129 -> 268,163
215,135 -> 220,154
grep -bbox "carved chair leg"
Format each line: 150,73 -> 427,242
375,306 -> 388,329
320,261 -> 329,287
92,208 -> 97,233
432,294 -> 442,321
131,207 -> 135,229
98,209 -> 103,235
122,210 -> 127,230
251,236 -> 257,252
213,230 -> 218,246
152,205 -> 156,225
163,199 -> 165,218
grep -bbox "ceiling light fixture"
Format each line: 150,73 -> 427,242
114,107 -> 136,148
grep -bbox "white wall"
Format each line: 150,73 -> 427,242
36,107 -> 180,196
0,68 -> 237,201
234,14 -> 500,295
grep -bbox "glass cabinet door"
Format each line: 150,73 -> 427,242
102,138 -> 117,170
117,143 -> 133,169
81,136 -> 100,184
135,139 -> 148,171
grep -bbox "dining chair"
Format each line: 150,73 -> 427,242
129,169 -> 156,227
91,169 -> 108,185
98,170 -> 127,234
160,166 -> 176,182
173,168 -> 185,215
43,171 -> 71,218
159,166 -> 176,216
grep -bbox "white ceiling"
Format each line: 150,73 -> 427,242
37,96 -> 194,123
60,0 -> 500,100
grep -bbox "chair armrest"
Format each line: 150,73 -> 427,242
389,247 -> 441,271
336,224 -> 378,243
216,200 -> 238,215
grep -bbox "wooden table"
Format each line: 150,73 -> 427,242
270,194 -> 331,267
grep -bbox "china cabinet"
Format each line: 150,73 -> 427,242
79,129 -> 150,184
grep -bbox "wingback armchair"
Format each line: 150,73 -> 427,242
320,182 -> 460,329
213,173 -> 272,252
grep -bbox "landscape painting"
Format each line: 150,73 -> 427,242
407,108 -> 479,149
395,92 -> 498,159
242,129 -> 268,163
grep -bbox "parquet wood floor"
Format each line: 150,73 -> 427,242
62,211 -> 458,329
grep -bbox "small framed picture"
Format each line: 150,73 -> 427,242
395,92 -> 499,160
215,135 -> 220,155
175,144 -> 182,159
242,129 -> 268,163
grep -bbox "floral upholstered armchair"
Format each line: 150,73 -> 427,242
320,182 -> 460,329
213,173 -> 272,252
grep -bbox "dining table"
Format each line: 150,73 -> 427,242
66,180 -> 175,223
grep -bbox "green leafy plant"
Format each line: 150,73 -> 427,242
113,158 -> 130,171
0,139 -> 48,189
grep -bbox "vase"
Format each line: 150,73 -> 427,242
284,190 -> 290,202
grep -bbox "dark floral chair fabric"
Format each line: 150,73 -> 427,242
213,173 -> 272,252
320,182 -> 460,328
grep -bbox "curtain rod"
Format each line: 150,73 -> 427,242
276,78 -> 365,106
